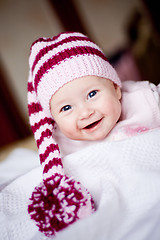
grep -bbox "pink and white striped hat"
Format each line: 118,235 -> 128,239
27,31 -> 121,237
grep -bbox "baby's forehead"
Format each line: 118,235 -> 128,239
51,76 -> 112,104
58,75 -> 109,91
52,76 -> 102,95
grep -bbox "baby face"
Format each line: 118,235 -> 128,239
50,76 -> 121,141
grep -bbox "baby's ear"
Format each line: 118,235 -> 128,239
114,83 -> 121,100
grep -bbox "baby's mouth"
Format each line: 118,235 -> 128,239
84,119 -> 102,130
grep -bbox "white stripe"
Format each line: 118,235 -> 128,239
38,136 -> 58,154
29,111 -> 48,126
41,150 -> 61,168
34,123 -> 53,139
43,165 -> 64,180
28,91 -> 38,104
29,32 -> 85,67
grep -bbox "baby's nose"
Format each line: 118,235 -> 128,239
79,106 -> 94,120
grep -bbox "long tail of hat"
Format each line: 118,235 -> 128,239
28,72 -> 63,178
27,72 -> 95,237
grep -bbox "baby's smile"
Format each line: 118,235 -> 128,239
83,118 -> 103,131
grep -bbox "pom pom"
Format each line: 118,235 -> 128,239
28,173 -> 95,237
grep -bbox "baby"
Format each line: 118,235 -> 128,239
27,32 -> 160,237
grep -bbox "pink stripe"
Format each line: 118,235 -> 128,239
28,102 -> 42,116
32,36 -> 92,72
31,117 -> 54,133
40,143 -> 60,164
43,158 -> 63,174
34,46 -> 107,93
37,129 -> 52,148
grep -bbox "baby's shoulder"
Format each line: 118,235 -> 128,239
121,80 -> 152,92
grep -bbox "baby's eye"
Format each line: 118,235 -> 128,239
88,90 -> 98,99
61,105 -> 72,112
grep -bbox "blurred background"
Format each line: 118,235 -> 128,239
0,0 -> 160,149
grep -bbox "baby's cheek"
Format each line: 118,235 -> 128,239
110,100 -> 121,116
60,121 -> 76,139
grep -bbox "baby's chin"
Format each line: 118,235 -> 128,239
63,124 -> 114,142
68,132 -> 109,142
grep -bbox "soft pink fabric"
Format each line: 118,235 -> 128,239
111,80 -> 160,139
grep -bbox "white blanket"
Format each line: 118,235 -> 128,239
0,129 -> 160,240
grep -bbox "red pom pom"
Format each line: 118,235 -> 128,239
28,173 -> 95,236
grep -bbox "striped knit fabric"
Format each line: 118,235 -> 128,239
27,32 -> 121,237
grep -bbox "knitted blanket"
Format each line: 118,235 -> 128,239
1,129 -> 160,240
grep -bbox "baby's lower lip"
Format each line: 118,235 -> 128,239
83,118 -> 103,131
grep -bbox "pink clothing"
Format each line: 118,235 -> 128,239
107,80 -> 160,140
54,80 -> 160,156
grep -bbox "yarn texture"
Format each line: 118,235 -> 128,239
28,174 -> 94,236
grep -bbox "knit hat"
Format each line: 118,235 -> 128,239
27,31 -> 121,237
